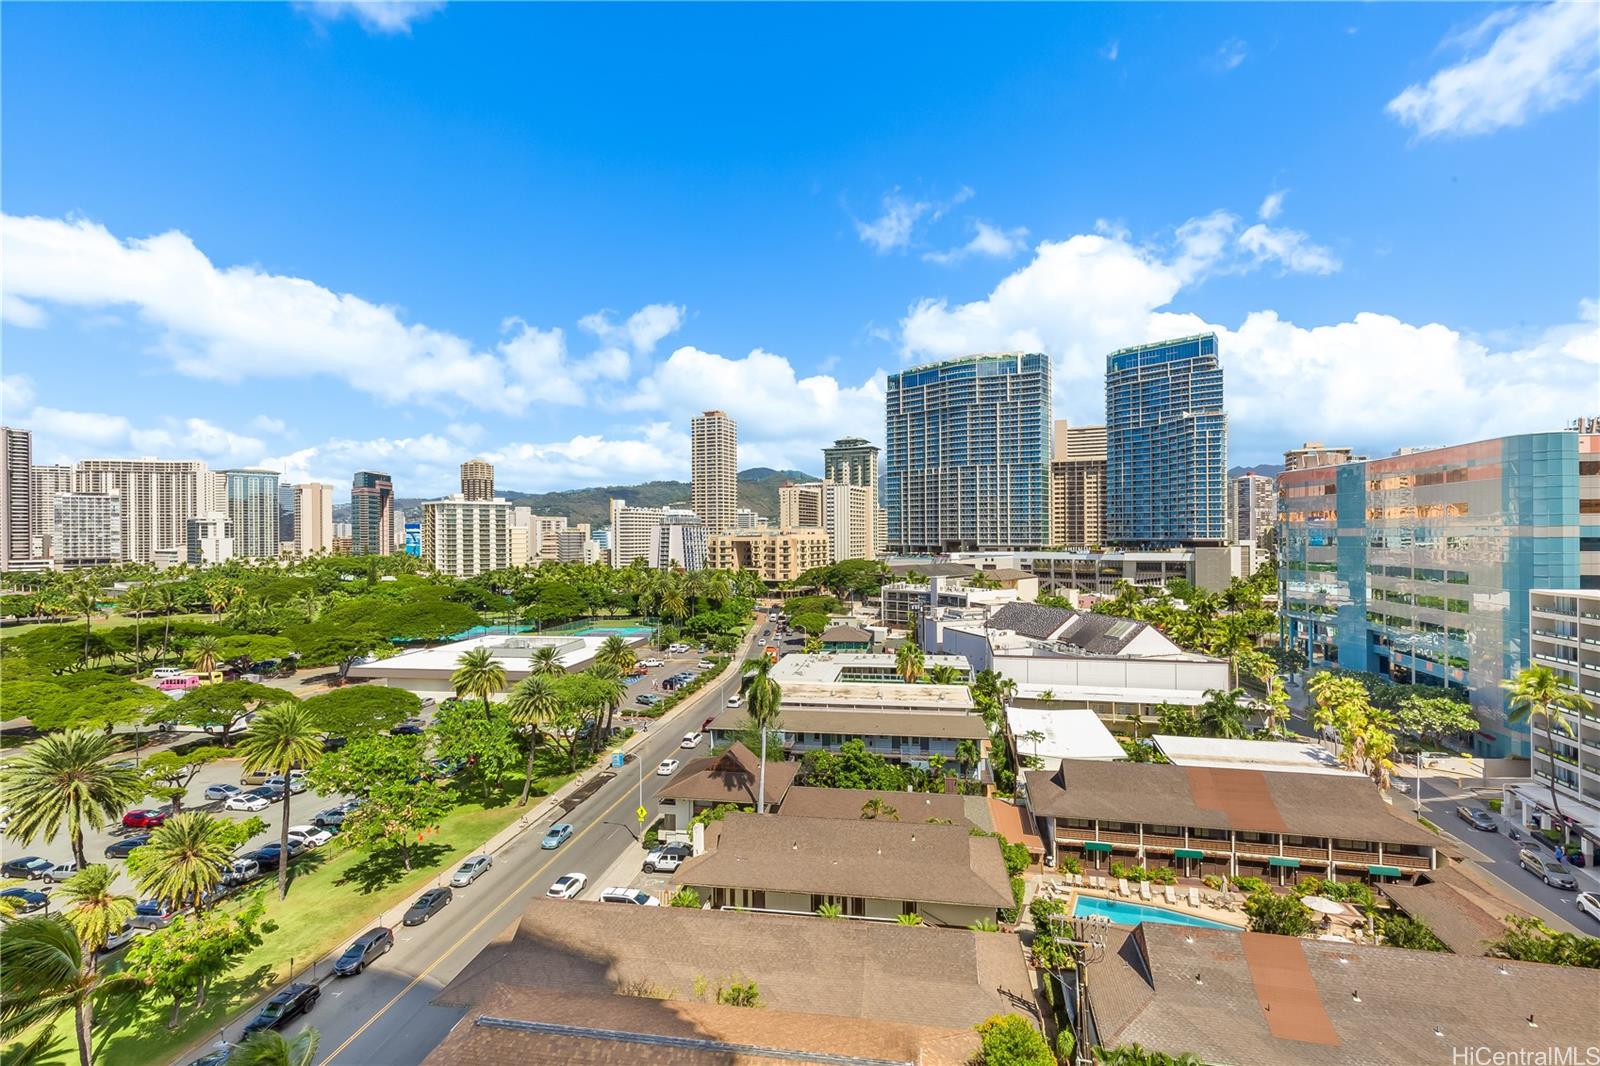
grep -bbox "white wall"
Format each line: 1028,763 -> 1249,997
992,653 -> 1228,693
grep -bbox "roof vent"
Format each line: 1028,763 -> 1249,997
1528,1015 -> 1537,1028
1351,990 -> 1360,1003
1433,1027 -> 1443,1038
1194,973 -> 1203,986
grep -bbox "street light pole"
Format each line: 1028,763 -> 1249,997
1415,751 -> 1423,816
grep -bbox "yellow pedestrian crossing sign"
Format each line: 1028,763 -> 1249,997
637,806 -> 648,825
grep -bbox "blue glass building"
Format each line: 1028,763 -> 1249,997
1104,334 -> 1227,547
403,521 -> 421,558
884,353 -> 1051,553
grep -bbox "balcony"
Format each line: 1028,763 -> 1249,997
1282,844 -> 1334,861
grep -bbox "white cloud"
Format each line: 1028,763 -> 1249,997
898,216 -> 1596,462
298,1 -> 444,35
1258,190 -> 1287,221
251,415 -> 288,435
1237,223 -> 1341,275
2,293 -> 46,328
852,186 -> 974,254
1101,40 -> 1119,62
1,375 -> 36,417
1387,3 -> 1600,139
923,221 -> 1031,265
579,303 -> 685,355
1216,38 -> 1248,71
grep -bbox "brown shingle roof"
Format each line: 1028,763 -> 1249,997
656,743 -> 799,807
1084,924 -> 1597,1065
1025,760 -> 1439,846
820,624 -> 873,643
1378,863 -> 1534,955
673,813 -> 1014,909
776,786 -> 976,826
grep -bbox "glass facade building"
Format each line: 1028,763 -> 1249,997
884,353 -> 1051,553
1104,334 -> 1227,547
351,470 -> 394,556
223,468 -> 280,560
1279,430 -> 1600,756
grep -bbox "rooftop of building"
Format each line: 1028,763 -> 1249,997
769,652 -> 972,684
432,899 -> 1032,1066
1024,760 -> 1438,846
346,632 -> 631,679
984,602 -> 1190,660
1150,736 -> 1361,777
775,786 -> 985,828
886,561 -> 977,578
675,813 -> 1014,909
710,706 -> 990,740
1005,706 -> 1126,763
654,743 -> 799,809
1082,924 -> 1595,1065
1377,863 -> 1534,956
818,624 -> 873,643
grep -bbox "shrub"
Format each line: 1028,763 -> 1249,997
1147,866 -> 1178,886
1001,840 -> 1032,878
1487,798 -> 1503,812
1231,876 -> 1270,896
716,980 -> 761,1007
1378,912 -> 1448,952
1001,875 -> 1025,923
969,918 -> 1001,932
1030,895 -> 1066,932
816,902 -> 843,918
974,1014 -> 1053,1066
1055,854 -> 1081,874
668,887 -> 702,909
1203,874 -> 1224,890
1055,1028 -> 1076,1065
1245,891 -> 1314,937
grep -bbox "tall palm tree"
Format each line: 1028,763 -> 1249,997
954,739 -> 981,780
58,865 -> 135,964
742,656 -> 783,814
504,675 -> 562,806
1207,613 -> 1257,689
588,666 -> 627,749
129,812 -> 233,912
451,647 -> 507,721
1504,665 -> 1591,837
1197,689 -> 1249,739
120,585 -> 153,674
659,581 -> 688,627
292,589 -> 323,623
0,915 -> 132,1066
154,583 -> 183,662
232,1027 -> 321,1066
66,584 -> 99,663
894,639 -> 925,684
0,730 -> 143,867
189,634 -> 223,675
237,703 -> 322,900
530,645 -> 565,676
595,634 -> 636,677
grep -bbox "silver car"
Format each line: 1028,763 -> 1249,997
1518,848 -> 1579,890
450,855 -> 492,887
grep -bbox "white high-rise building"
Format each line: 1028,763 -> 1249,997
691,410 -> 738,535
420,495 -> 512,577
74,458 -> 210,564
822,436 -> 881,558
1,427 -> 34,570
54,492 -> 122,569
29,464 -> 73,559
186,513 -> 235,566
609,498 -> 664,568
223,469 -> 281,559
655,512 -> 707,570
778,482 -> 871,563
292,483 -> 336,557
1228,472 -> 1278,544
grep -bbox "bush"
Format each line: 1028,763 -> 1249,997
1055,1028 -> 1076,1066
974,1014 -> 1053,1066
1055,854 -> 1081,875
1001,840 -> 1032,878
1231,876 -> 1270,896
669,887 -> 702,909
1487,798 -> 1503,812
1378,912 -> 1447,951
1030,895 -> 1066,932
1203,874 -> 1224,890
1001,875 -> 1025,923
1245,891 -> 1314,937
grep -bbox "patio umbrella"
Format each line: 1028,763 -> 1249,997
1301,895 -> 1344,915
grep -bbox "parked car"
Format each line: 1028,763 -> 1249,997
1456,806 -> 1498,832
240,768 -> 274,787
128,899 -> 178,930
104,837 -> 150,860
546,873 -> 587,899
41,861 -> 82,883
286,825 -> 333,849
540,823 -> 575,849
1,856 -> 54,880
726,695 -> 742,708
403,887 -> 452,925
121,808 -> 170,830
225,793 -> 271,812
641,658 -> 664,668
334,927 -> 394,976
255,840 -> 307,864
204,783 -> 242,803
668,643 -> 690,653
100,921 -> 136,953
311,806 -> 348,829
598,887 -> 660,906
390,719 -> 425,736
450,855 -> 493,887
223,858 -> 261,885
266,773 -> 308,795
241,983 -> 320,1036
0,887 -> 50,913
1576,891 -> 1600,923
642,843 -> 692,874
1518,848 -> 1579,889
696,660 -> 715,670
681,732 -> 704,749
656,759 -> 680,776
636,693 -> 661,707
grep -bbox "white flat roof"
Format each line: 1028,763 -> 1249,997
1152,735 -> 1361,776
781,682 -> 976,712
1012,684 -> 1213,707
1005,706 -> 1126,762
770,652 -> 972,684
347,632 -> 643,681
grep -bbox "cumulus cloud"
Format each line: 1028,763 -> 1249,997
579,303 -> 685,355
8,384 -> 269,467
1237,223 -> 1341,275
898,216 -> 1596,462
297,1 -> 444,35
1387,3 -> 1600,139
853,186 -> 973,253
923,221 -> 1031,265
1258,190 -> 1287,221
1215,38 -> 1248,71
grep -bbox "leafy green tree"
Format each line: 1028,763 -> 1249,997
1243,890 -> 1314,937
451,647 -> 507,721
789,611 -> 828,637
168,680 -> 295,744
1093,1044 -> 1204,1065
340,779 -> 455,872
1392,693 -> 1479,746
0,915 -> 132,1066
237,701 -> 323,899
1503,665 -> 1590,838
232,1027 -> 321,1066
1377,913 -> 1448,952
431,699 -> 521,803
973,1013 -> 1053,1066
668,887 -> 702,908
954,738 -> 981,779
122,902 -> 276,1028
894,638 -> 925,684
1488,916 -> 1600,969
1196,688 -> 1249,739
141,745 -> 227,815
859,798 -> 899,820
0,729 -> 143,867
306,733 -> 428,798
128,811 -> 234,912
800,739 -> 909,791
504,674 -> 563,805
300,685 -> 421,738
743,655 -> 784,813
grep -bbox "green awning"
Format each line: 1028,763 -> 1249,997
1173,848 -> 1205,860
1269,856 -> 1301,868
1367,865 -> 1402,878
1083,842 -> 1114,853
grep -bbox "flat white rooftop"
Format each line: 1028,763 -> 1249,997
347,632 -> 643,682
1006,706 -> 1125,763
770,652 -> 972,684
781,682 -> 976,712
1151,735 -> 1360,776
1011,684 -> 1214,707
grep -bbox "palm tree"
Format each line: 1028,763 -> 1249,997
231,1027 -> 321,1066
659,582 -> 688,627
0,915 -> 131,1066
237,703 -> 322,900
894,912 -> 924,926
0,730 -> 143,868
121,585 -> 153,674
815,902 -> 844,918
595,634 -> 636,677
529,645 -> 565,676
894,639 -> 925,684
1207,613 -> 1257,688
742,656 -> 783,814
954,738 -> 981,780
1504,665 -> 1591,838
803,635 -> 823,654
504,675 -> 562,806
927,664 -> 962,685
58,865 -> 136,957
860,799 -> 899,821
292,589 -> 323,623
1197,689 -> 1249,739
190,634 -> 222,675
66,584 -> 99,663
154,583 -> 183,662
129,812 -> 234,912
451,647 -> 508,721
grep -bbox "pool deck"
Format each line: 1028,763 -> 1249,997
1031,875 -> 1250,929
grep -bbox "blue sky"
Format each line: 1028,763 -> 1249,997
3,1 -> 1596,496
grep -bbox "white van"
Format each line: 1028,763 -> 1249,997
151,667 -> 185,680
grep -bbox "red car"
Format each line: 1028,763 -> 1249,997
121,809 -> 170,830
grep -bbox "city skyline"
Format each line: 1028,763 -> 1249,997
3,3 -> 1596,498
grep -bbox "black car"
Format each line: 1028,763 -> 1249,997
334,927 -> 394,976
403,887 -> 452,925
0,887 -> 50,913
249,783 -> 285,803
105,836 -> 150,859
1456,805 -> 1498,832
321,735 -> 348,753
390,720 -> 425,736
241,982 -> 319,1036
1,856 -> 54,880
255,840 -> 306,865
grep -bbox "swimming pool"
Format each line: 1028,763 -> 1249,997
1072,895 -> 1236,930
569,625 -> 654,637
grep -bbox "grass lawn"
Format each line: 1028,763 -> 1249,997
4,760 -> 581,1066
0,613 -> 213,641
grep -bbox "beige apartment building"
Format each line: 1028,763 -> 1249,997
459,458 -> 494,501
73,458 -> 210,564
1048,420 -> 1106,549
1282,441 -> 1362,471
420,495 -> 511,577
779,481 -> 872,562
706,528 -> 829,582
291,482 -> 335,557
691,409 -> 738,534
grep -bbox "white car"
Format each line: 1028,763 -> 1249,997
42,861 -> 81,883
726,695 -> 742,708
286,825 -> 333,849
599,886 -> 661,906
225,793 -> 270,812
546,872 -> 588,899
696,660 -> 714,670
1578,891 -> 1600,923
681,732 -> 704,749
204,783 -> 242,802
641,658 -> 664,668
656,759 -> 681,776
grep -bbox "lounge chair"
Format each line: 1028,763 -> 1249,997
1187,887 -> 1201,908
1164,885 -> 1178,906
1117,878 -> 1131,897
1139,881 -> 1153,902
